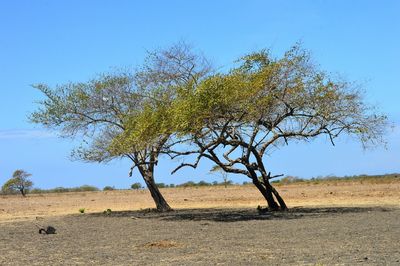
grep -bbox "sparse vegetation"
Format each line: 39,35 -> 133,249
79,208 -> 85,213
29,185 -> 99,194
103,186 -> 115,191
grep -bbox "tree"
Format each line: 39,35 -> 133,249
30,42 -> 210,212
166,45 -> 387,211
2,170 -> 33,196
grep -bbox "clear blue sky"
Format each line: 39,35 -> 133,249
1,0 -> 399,189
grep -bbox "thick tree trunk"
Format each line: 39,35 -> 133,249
143,174 -> 172,212
252,178 -> 280,211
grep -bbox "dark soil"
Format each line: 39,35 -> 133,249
1,207 -> 399,265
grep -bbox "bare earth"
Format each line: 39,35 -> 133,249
1,179 -> 399,265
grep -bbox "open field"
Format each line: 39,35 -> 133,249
1,178 -> 399,265
1,178 -> 399,222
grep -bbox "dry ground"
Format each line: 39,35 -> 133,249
0,179 -> 399,265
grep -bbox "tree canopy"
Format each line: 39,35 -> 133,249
31,43 -> 211,212
131,44 -> 387,210
31,43 -> 387,211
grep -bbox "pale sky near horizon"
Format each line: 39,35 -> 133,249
1,0 -> 399,189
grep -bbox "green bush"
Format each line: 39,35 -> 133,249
131,183 -> 142,190
103,186 -> 115,191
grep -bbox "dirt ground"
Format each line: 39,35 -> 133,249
1,179 -> 399,265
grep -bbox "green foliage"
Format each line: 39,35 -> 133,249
178,181 -> 197,188
1,170 -> 33,196
103,208 -> 112,215
279,176 -> 305,185
79,208 -> 85,213
131,183 -> 142,190
28,185 -> 99,194
29,42 -> 388,210
175,180 -> 232,188
156,183 -> 167,188
103,186 -> 115,191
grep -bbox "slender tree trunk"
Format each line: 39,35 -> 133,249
268,183 -> 288,211
20,188 -> 26,197
143,173 -> 172,212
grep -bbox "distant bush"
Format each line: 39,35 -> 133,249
131,183 -> 142,190
103,186 -> 115,191
178,181 -> 197,187
75,185 -> 99,192
279,176 -> 305,185
174,180 -> 233,188
29,185 -> 99,194
79,208 -> 85,213
156,183 -> 167,188
30,188 -> 46,194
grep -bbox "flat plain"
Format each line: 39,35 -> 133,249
1,178 -> 399,265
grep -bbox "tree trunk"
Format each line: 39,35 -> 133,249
143,174 -> 172,212
268,184 -> 288,211
20,188 -> 26,197
252,178 -> 280,211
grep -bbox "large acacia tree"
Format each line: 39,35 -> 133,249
31,43 -> 210,212
165,45 -> 387,211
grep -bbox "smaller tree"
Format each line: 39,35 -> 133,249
210,165 -> 231,188
1,170 -> 33,196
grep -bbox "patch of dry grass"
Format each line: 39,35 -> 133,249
140,240 -> 183,249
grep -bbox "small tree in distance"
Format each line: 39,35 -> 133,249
210,165 -> 231,188
1,170 -> 33,197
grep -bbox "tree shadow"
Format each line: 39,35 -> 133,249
89,206 -> 393,223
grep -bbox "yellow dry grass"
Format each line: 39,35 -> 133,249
1,178 -> 399,223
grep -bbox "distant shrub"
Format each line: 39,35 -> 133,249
75,185 -> 99,192
280,176 -> 305,185
131,183 -> 142,190
103,186 -> 115,191
30,188 -> 46,194
156,183 -> 167,188
79,208 -> 85,213
169,183 -> 175,188
51,187 -> 70,193
197,180 -> 211,186
179,181 -> 196,187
